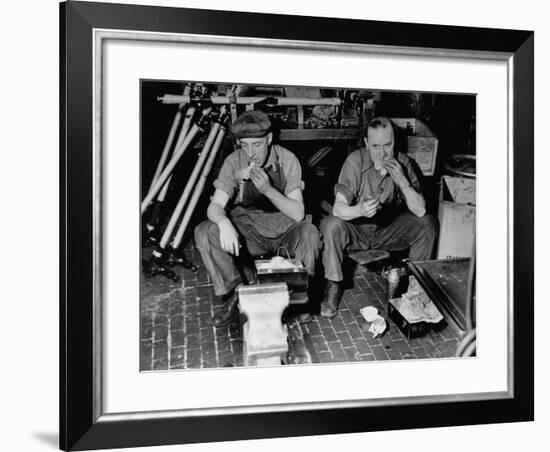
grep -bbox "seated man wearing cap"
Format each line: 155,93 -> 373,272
319,116 -> 438,318
194,110 -> 320,327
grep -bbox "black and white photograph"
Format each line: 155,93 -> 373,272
140,81 -> 477,370
51,0 -> 537,450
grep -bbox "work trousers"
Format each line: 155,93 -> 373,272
194,217 -> 320,296
320,212 -> 438,282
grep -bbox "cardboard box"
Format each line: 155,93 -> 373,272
436,175 -> 476,259
391,118 -> 439,176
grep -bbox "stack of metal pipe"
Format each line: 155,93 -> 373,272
142,85 -> 230,281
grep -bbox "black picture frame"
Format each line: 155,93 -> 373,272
60,1 -> 534,450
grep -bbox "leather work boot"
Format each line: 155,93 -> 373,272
297,312 -> 313,324
211,292 -> 239,327
320,280 -> 342,318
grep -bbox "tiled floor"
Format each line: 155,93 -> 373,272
140,241 -> 463,371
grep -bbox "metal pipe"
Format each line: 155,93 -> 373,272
148,85 -> 191,192
145,102 -> 196,234
158,120 -> 222,248
141,108 -> 212,213
155,105 -> 196,203
307,145 -> 333,167
455,329 -> 476,357
171,120 -> 227,248
462,339 -> 476,357
156,173 -> 171,203
158,94 -> 341,106
465,236 -> 476,331
173,105 -> 196,158
148,105 -> 183,192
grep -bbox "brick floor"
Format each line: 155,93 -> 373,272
140,241 -> 466,371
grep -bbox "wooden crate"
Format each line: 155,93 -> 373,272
391,118 -> 439,176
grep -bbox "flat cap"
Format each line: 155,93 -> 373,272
230,110 -> 272,138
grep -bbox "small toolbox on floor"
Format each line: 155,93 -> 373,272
254,256 -> 308,304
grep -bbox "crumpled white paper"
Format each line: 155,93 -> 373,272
392,276 -> 443,323
359,306 -> 379,322
368,315 -> 387,338
360,306 -> 387,338
268,256 -> 296,269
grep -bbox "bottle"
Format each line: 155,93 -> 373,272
387,268 -> 401,301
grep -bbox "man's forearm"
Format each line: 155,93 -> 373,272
264,187 -> 304,222
207,202 -> 229,225
398,181 -> 426,217
333,201 -> 362,221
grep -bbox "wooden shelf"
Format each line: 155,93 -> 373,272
279,128 -> 360,141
